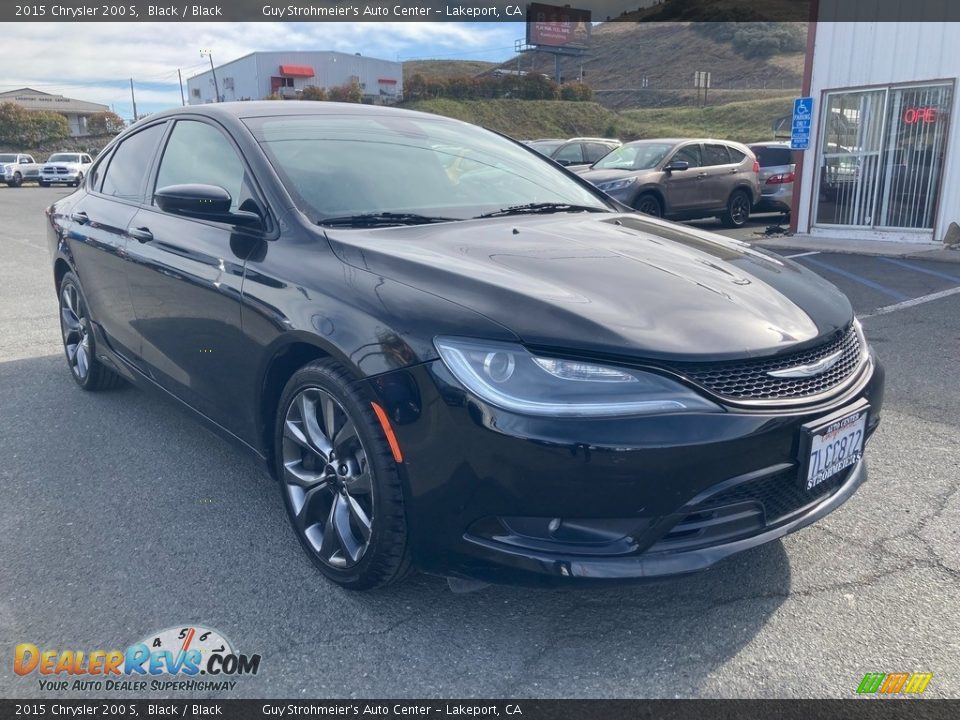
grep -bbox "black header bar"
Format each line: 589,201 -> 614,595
5,0 -> 960,23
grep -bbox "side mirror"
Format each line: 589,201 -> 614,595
664,160 -> 689,173
154,184 -> 262,228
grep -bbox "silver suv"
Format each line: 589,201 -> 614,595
579,138 -> 761,227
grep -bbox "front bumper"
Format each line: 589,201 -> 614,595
366,356 -> 884,586
41,173 -> 80,184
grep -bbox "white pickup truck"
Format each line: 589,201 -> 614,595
40,152 -> 94,187
0,153 -> 42,187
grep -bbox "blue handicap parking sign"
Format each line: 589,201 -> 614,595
791,96 -> 814,150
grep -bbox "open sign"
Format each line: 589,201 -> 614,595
903,107 -> 938,124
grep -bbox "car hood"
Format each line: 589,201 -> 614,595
324,213 -> 852,362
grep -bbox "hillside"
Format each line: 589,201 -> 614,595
403,60 -> 497,83
501,21 -> 804,109
404,96 -> 793,143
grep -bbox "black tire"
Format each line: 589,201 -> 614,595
633,192 -> 663,218
721,189 -> 751,228
58,272 -> 125,391
275,359 -> 411,590
9,172 -> 22,188
39,181 -> 50,188
73,172 -> 84,188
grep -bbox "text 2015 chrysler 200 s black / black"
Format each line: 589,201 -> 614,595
47,103 -> 884,590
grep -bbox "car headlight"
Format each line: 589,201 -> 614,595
435,337 -> 720,417
596,178 -> 636,192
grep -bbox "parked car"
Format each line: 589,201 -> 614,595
0,153 -> 41,187
529,137 -> 622,168
40,152 -> 94,187
579,138 -> 761,227
749,142 -> 795,216
47,102 -> 883,590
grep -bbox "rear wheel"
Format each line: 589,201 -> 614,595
275,360 -> 411,590
721,189 -> 751,228
634,193 -> 663,218
58,272 -> 124,391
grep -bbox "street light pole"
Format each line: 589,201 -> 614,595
200,49 -> 220,102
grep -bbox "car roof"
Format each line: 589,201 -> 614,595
142,101 -> 464,124
748,141 -> 791,148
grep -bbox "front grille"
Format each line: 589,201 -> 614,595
673,326 -> 863,402
649,467 -> 852,553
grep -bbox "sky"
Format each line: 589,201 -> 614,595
1,21 -> 527,121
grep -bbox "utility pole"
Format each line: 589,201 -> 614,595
129,78 -> 138,122
200,49 -> 220,102
177,68 -> 186,106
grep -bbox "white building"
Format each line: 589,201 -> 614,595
0,88 -> 110,137
187,51 -> 403,105
794,10 -> 959,244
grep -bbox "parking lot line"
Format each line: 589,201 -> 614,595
799,255 -> 911,301
783,251 -> 821,259
861,286 -> 960,319
878,257 -> 960,284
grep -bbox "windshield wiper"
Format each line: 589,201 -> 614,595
475,202 -> 608,219
319,212 -> 459,228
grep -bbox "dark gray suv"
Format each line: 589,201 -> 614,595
579,138 -> 761,227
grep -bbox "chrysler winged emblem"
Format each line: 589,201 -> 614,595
767,349 -> 844,378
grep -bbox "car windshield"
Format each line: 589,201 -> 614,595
245,114 -> 610,224
592,142 -> 675,171
48,154 -> 81,163
0,154 -> 17,162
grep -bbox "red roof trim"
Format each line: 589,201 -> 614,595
279,65 -> 315,78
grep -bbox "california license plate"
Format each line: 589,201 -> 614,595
802,408 -> 868,491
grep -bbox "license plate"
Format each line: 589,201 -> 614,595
803,409 -> 867,491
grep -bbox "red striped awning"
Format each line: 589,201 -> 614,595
279,65 -> 315,78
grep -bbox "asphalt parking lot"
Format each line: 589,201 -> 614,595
1,187 -> 958,699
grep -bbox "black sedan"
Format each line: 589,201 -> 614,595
46,102 -> 883,590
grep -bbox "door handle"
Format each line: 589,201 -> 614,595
71,211 -> 89,225
696,172 -> 708,180
129,227 -> 153,243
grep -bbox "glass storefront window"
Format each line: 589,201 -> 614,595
815,82 -> 953,230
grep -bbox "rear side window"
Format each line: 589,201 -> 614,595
750,145 -> 793,167
100,124 -> 166,201
672,144 -> 702,168
155,120 -> 246,211
727,147 -> 746,163
702,144 -> 731,166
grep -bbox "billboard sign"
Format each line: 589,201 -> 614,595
526,3 -> 592,49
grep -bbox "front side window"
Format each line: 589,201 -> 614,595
155,120 -> 247,211
553,143 -> 585,164
245,114 -> 609,223
100,123 -> 166,201
672,144 -> 702,168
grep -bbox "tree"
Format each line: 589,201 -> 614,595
328,82 -> 363,104
301,85 -> 327,101
86,111 -> 125,135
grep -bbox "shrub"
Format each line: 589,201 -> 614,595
327,82 -> 363,103
0,103 -> 70,147
301,85 -> 327,101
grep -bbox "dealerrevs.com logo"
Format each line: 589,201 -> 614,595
14,625 -> 261,693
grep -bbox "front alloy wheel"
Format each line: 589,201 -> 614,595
276,360 -> 411,589
282,387 -> 374,569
